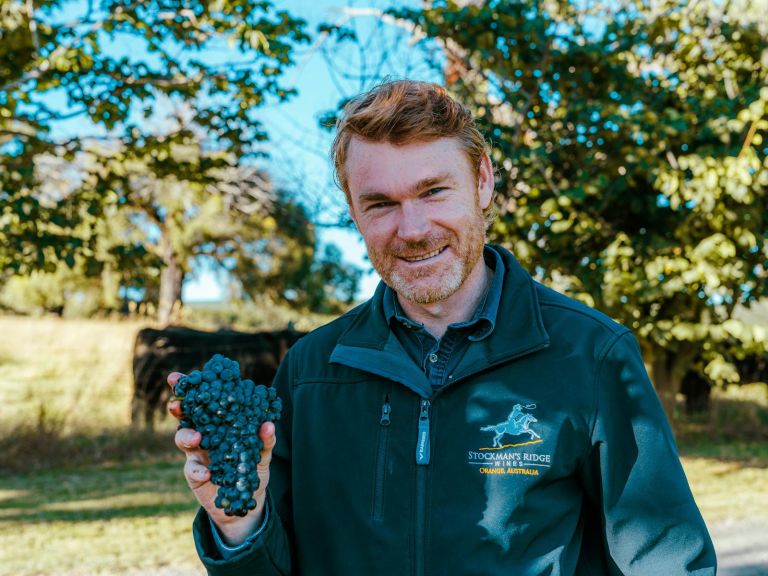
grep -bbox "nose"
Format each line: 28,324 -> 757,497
396,201 -> 430,241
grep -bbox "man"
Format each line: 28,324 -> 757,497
168,79 -> 716,575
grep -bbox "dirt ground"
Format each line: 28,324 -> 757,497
712,518 -> 768,576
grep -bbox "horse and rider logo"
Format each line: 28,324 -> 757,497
468,403 -> 550,475
480,403 -> 541,448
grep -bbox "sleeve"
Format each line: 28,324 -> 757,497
579,330 -> 717,575
209,499 -> 270,559
191,346 -> 297,576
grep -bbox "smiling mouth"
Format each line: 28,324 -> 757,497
400,247 -> 446,263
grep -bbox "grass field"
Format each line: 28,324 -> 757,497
0,315 -> 766,575
0,316 -> 145,435
0,461 -> 203,576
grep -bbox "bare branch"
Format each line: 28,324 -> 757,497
335,7 -> 424,43
739,119 -> 760,158
26,0 -> 40,54
536,161 -> 562,198
321,47 -> 352,97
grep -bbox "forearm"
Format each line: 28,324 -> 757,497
210,499 -> 270,559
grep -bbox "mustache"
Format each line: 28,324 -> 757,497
389,235 -> 449,257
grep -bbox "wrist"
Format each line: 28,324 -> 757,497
212,492 -> 267,547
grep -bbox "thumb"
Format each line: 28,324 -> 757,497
257,421 -> 277,472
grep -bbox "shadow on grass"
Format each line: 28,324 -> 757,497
675,396 -> 768,468
0,500 -> 196,524
0,422 -> 199,524
0,457 -> 187,503
0,414 -> 180,475
0,451 -> 198,525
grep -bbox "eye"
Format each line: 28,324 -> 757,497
365,201 -> 394,211
424,187 -> 446,197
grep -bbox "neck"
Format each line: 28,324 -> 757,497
396,255 -> 492,339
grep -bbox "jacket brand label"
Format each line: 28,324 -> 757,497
418,431 -> 428,455
468,403 -> 552,476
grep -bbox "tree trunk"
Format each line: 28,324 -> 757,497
649,349 -> 678,424
681,371 -> 712,414
644,343 -> 698,428
101,263 -> 121,313
157,229 -> 184,327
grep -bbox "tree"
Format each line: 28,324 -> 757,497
1,0 -> 309,305
394,0 -> 768,418
297,243 -> 362,314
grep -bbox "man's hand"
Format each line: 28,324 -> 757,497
167,371 -> 277,546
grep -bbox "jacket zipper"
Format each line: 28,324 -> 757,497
415,399 -> 431,465
372,393 -> 391,522
414,398 -> 431,576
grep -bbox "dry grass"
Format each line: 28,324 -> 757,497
682,456 -> 768,525
0,315 -> 149,434
676,384 -> 768,526
0,316 -> 207,575
0,461 -> 204,576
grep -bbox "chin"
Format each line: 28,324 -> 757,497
390,273 -> 464,305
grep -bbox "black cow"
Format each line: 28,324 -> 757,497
132,326 -> 304,429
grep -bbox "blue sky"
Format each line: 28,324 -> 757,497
182,0 -> 440,303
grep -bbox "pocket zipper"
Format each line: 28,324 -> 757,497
372,393 -> 391,522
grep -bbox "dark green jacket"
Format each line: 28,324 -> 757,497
193,245 -> 716,575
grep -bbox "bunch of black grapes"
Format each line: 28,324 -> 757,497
173,354 -> 283,517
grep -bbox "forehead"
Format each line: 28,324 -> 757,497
345,137 -> 472,197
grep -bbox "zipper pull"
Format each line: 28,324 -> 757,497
380,395 -> 391,426
416,399 -> 431,465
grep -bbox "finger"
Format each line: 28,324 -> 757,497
175,428 -> 211,467
259,421 -> 276,447
167,398 -> 182,419
184,458 -> 211,489
167,372 -> 185,388
175,427 -> 202,451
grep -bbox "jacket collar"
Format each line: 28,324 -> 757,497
382,246 -> 505,341
330,244 -> 550,396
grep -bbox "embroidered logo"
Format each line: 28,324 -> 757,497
480,403 -> 540,447
467,402 -> 551,476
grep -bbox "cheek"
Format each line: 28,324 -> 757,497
359,218 -> 394,249
432,206 -> 472,229
365,208 -> 405,232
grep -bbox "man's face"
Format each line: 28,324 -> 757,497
346,137 -> 494,305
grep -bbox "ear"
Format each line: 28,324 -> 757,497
477,152 -> 494,210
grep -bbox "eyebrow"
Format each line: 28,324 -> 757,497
357,174 -> 454,204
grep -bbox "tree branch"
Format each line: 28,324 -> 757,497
1,0 -> 145,93
26,0 -> 40,55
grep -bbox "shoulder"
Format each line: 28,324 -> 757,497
533,281 -> 631,354
535,282 -> 624,333
492,243 -> 630,350
288,299 -> 371,360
